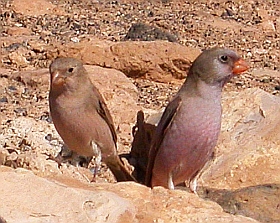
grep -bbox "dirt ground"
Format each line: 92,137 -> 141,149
1,0 -> 279,110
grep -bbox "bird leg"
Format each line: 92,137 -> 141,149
189,177 -> 198,195
188,154 -> 215,195
168,172 -> 175,190
90,140 -> 102,182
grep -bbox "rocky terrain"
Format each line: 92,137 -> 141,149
0,0 -> 280,222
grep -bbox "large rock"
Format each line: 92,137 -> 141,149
57,40 -> 201,82
202,88 -> 280,189
0,38 -> 200,83
198,88 -> 280,222
202,184 -> 280,223
0,167 -> 135,223
0,166 -> 259,223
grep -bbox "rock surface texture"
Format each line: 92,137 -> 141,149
0,166 -> 260,223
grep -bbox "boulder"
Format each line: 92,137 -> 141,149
0,166 -> 259,223
58,40 -> 201,82
202,88 -> 280,189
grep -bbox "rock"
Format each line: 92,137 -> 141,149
202,184 -> 280,223
0,166 -> 136,223
0,36 -> 49,69
10,38 -> 196,79
259,20 -> 276,33
0,166 -> 259,223
10,68 -> 50,88
202,88 -> 280,190
12,0 -> 65,16
6,27 -> 32,36
57,40 -> 201,82
1,116 -> 60,155
0,116 -> 62,176
7,47 -> 29,68
123,22 -> 178,42
197,88 -> 280,222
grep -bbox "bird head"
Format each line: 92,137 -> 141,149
189,47 -> 249,87
49,57 -> 86,87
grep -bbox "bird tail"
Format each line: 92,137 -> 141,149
105,156 -> 136,182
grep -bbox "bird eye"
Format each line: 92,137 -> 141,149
68,67 -> 74,73
219,55 -> 228,63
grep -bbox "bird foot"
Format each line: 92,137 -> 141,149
75,167 -> 91,183
168,173 -> 175,190
89,165 -> 101,182
189,179 -> 198,195
45,153 -> 63,168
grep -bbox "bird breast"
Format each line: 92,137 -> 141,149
157,96 -> 222,183
50,96 -> 115,158
177,97 -> 221,152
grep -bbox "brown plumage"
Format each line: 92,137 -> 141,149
145,47 -> 249,192
49,57 -> 135,182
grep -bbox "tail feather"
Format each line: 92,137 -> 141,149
105,156 -> 136,182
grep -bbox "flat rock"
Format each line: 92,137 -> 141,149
0,167 -> 135,223
0,166 -> 259,223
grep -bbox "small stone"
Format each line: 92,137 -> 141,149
261,78 -> 271,83
260,20 -> 276,32
123,22 -> 178,42
221,8 -> 234,18
8,85 -> 17,91
70,37 -> 80,43
40,113 -> 52,123
14,107 -> 27,116
45,134 -> 53,141
0,97 -> 8,103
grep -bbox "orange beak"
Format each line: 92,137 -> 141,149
232,58 -> 249,75
51,72 -> 65,86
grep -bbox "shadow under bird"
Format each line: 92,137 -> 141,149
145,47 -> 249,192
49,57 -> 135,182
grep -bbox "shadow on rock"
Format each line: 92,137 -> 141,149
198,184 -> 280,223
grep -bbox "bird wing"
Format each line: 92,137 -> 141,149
92,85 -> 118,145
145,95 -> 182,186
